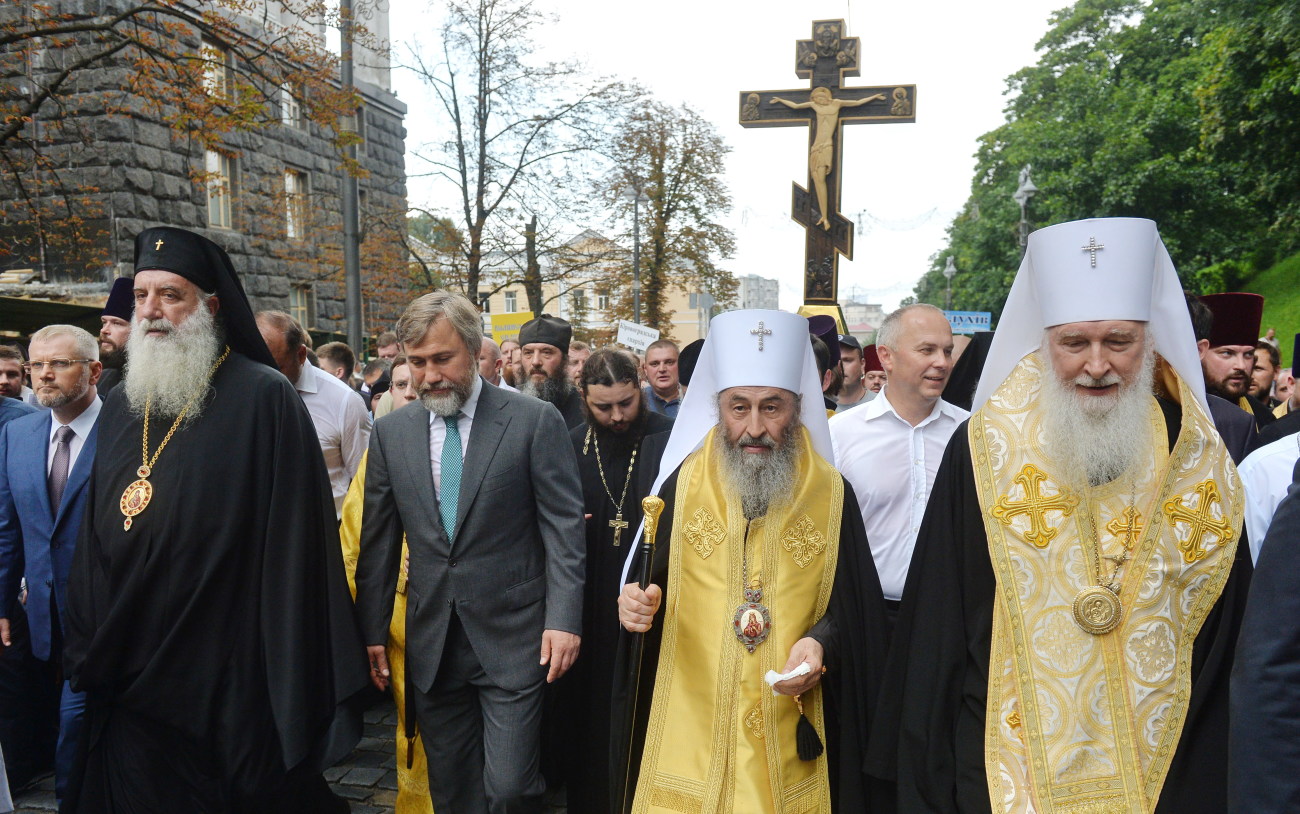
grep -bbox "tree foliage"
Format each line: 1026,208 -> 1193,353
406,0 -> 632,305
915,0 -> 1298,321
602,100 -> 737,338
0,0 -> 368,278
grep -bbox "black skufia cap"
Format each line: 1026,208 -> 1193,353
102,277 -> 134,320
133,226 -> 276,370
519,313 -> 572,351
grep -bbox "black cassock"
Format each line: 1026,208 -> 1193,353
1229,456 -> 1300,812
63,353 -> 369,812
611,467 -> 893,813
549,412 -> 672,814
868,401 -> 1253,814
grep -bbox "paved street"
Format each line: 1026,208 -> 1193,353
11,698 -> 568,813
12,702 -> 403,813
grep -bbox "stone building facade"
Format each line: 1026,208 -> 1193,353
0,0 -> 407,338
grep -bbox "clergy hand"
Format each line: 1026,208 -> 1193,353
0,617 -> 9,647
619,583 -> 662,633
367,644 -> 390,692
541,630 -> 581,683
773,638 -> 824,696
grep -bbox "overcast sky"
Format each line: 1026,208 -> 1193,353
387,0 -> 1068,311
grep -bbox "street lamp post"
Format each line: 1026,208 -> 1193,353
943,255 -> 958,311
624,187 -> 649,324
1012,164 -> 1038,253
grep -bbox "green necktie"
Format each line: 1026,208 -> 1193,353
440,414 -> 462,541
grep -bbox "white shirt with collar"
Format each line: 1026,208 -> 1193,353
295,363 -> 372,518
429,374 -> 484,493
47,394 -> 102,476
1238,433 -> 1300,563
829,386 -> 969,600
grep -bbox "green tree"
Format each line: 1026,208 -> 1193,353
602,100 -> 736,337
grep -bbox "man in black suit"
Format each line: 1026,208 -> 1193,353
356,290 -> 585,814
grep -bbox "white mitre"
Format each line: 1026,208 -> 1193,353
971,217 -> 1206,412
619,309 -> 832,585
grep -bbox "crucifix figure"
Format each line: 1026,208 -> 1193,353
739,20 -> 917,304
609,514 -> 629,547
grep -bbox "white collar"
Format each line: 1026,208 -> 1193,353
859,385 -> 962,427
50,392 -> 102,440
294,363 -> 318,395
427,374 -> 484,424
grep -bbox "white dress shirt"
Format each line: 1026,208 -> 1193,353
1238,433 -> 1300,563
429,375 -> 484,494
829,387 -> 969,600
47,396 -> 102,476
296,363 -> 372,518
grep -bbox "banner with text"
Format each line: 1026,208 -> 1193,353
490,311 -> 535,343
616,320 -> 660,353
944,310 -> 992,335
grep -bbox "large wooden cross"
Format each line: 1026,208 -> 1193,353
739,20 -> 917,304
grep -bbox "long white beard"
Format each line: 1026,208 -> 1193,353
715,421 -> 802,520
1040,347 -> 1157,486
124,304 -> 222,420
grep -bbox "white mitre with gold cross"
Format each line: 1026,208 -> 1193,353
619,309 -> 832,584
972,217 -> 1206,412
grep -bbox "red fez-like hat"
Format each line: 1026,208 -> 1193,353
1199,293 -> 1264,348
862,344 -> 883,372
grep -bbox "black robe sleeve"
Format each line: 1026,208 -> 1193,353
870,420 -> 1253,814
1229,457 -> 1300,813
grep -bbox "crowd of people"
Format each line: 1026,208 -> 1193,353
0,218 -> 1297,814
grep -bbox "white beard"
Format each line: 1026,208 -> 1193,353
124,303 -> 222,421
715,420 -> 802,520
1040,346 -> 1157,486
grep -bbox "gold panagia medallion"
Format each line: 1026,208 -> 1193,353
120,472 -> 153,531
1072,585 -> 1122,635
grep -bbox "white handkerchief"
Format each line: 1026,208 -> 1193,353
764,661 -> 811,695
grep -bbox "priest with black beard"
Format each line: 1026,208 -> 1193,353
614,309 -> 890,814
94,277 -> 133,397
517,314 -> 585,429
62,227 -> 369,812
870,219 -> 1252,814
551,348 -> 673,814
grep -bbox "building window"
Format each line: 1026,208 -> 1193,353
479,296 -> 491,314
596,290 -> 609,311
284,168 -> 308,239
688,292 -> 699,309
504,291 -> 517,312
572,288 -> 586,311
290,284 -> 316,329
206,150 -> 233,229
280,84 -> 304,129
201,39 -> 232,98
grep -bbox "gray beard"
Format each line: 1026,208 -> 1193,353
124,304 -> 222,421
1040,346 -> 1157,487
420,369 -> 476,417
519,370 -> 575,406
715,421 -> 802,520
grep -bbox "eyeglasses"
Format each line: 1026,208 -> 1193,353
23,359 -> 92,373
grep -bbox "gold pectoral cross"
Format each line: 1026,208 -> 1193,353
609,513 -> 629,547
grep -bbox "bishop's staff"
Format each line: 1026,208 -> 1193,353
610,494 -> 665,814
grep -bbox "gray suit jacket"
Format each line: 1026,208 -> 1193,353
355,378 -> 585,693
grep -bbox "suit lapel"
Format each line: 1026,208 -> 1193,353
24,413 -> 55,525
455,382 -> 510,533
52,420 -> 97,530
399,405 -> 440,530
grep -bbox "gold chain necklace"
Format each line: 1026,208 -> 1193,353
120,346 -> 230,531
734,523 -> 771,653
1072,478 -> 1139,635
587,426 -> 639,547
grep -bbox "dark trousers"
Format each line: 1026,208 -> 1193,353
414,614 -> 545,814
0,601 -> 57,791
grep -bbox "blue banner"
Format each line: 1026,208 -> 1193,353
944,310 -> 992,334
